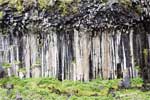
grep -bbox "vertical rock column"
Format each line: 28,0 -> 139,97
146,34 -> 150,82
40,31 -> 59,78
90,33 -> 102,79
129,29 -> 136,77
23,35 -> 31,78
47,33 -> 59,78
30,34 -> 40,78
73,29 -> 90,81
101,31 -> 111,79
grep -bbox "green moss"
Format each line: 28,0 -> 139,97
13,60 -> 20,65
135,5 -> 142,14
57,0 -> 79,16
2,62 -> 11,69
38,0 -> 50,8
143,49 -> 148,57
131,77 -> 143,87
0,11 -> 3,19
119,0 -> 132,6
9,0 -> 23,12
31,58 -> 41,68
38,0 -> 73,9
135,65 -> 141,72
0,76 -> 148,99
58,1 -> 68,15
18,68 -> 26,73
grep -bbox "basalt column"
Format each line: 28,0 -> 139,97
73,29 -> 90,81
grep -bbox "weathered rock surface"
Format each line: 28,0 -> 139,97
0,65 -> 5,78
118,70 -> 131,89
0,0 -> 149,81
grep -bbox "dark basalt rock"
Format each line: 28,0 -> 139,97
107,87 -> 116,97
2,83 -> 14,95
0,0 -> 142,35
118,80 -> 123,88
141,83 -> 150,91
0,0 -> 149,82
0,66 -> 5,78
118,76 -> 131,89
15,93 -> 22,100
3,83 -> 14,90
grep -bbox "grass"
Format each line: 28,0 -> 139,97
0,77 -> 149,100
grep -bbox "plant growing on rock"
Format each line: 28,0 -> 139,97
2,62 -> 11,69
13,61 -> 20,65
18,68 -> 26,74
2,62 -> 12,77
0,11 -> 3,19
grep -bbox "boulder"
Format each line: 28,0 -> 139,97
3,83 -> 14,90
118,74 -> 131,89
122,75 -> 131,88
107,87 -> 116,97
3,83 -> 14,95
15,93 -> 22,100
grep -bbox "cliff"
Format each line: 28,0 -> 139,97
0,0 -> 150,81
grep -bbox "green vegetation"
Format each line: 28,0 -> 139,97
0,11 -> 3,19
131,77 -> 143,87
118,0 -> 142,14
0,0 -> 143,16
0,77 -> 149,100
119,0 -> 132,6
18,68 -> 26,74
0,0 -> 71,13
38,0 -> 51,8
2,62 -> 11,69
135,65 -> 141,72
31,59 -> 41,68
13,60 -> 20,65
143,49 -> 148,58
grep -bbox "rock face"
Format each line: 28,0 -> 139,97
0,65 -> 5,78
32,66 -> 41,78
0,28 -> 146,81
0,0 -> 149,81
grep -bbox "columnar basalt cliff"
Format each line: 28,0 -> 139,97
0,0 -> 150,81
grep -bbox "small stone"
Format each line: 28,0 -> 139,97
142,83 -> 150,91
6,89 -> 11,95
99,85 -> 104,90
16,93 -> 22,100
118,80 -> 123,88
16,97 -> 22,100
107,88 -> 116,97
4,84 -> 14,90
